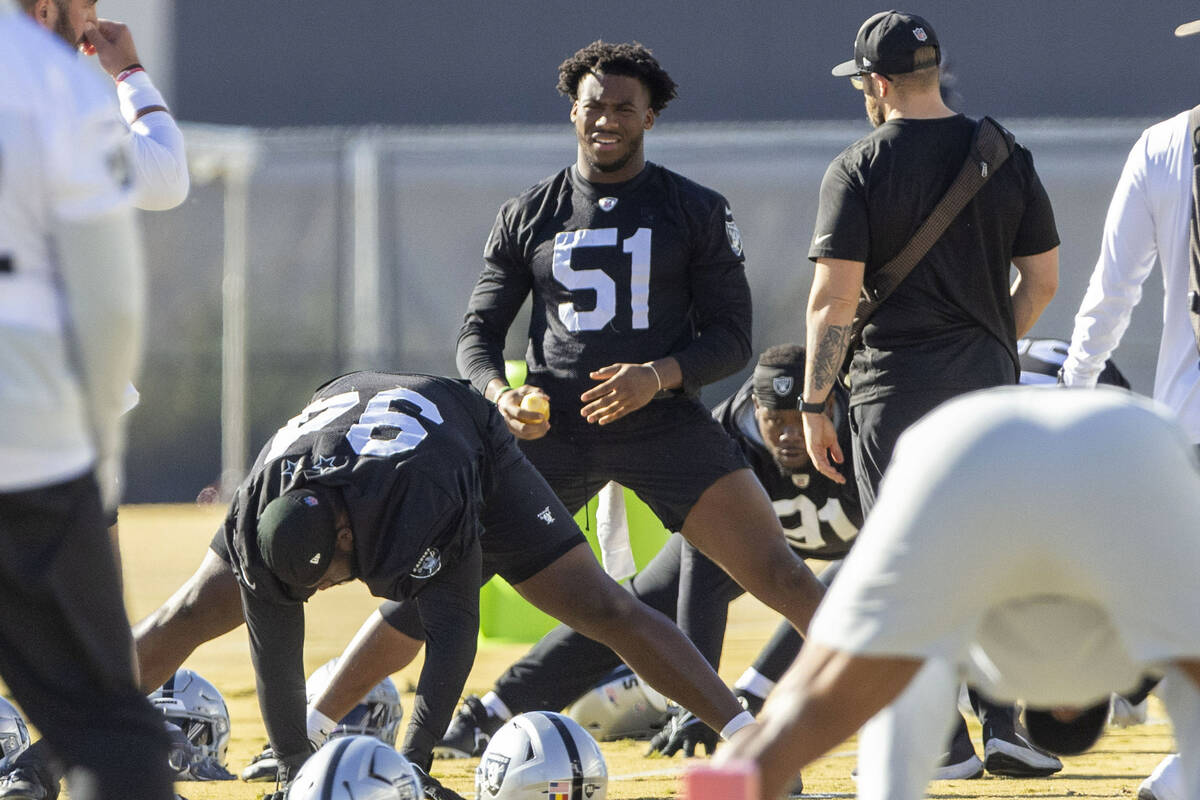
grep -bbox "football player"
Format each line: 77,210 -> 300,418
12,373 -> 759,800
716,386 -> 1200,800
454,38 -> 825,690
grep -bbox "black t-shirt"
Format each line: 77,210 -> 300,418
809,115 -> 1060,404
710,378 -> 862,559
457,162 -> 752,423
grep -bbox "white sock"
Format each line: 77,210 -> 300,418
481,691 -> 512,721
307,707 -> 337,747
734,668 -> 775,701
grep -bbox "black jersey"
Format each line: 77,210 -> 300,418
809,115 -> 1060,404
457,162 -> 752,422
711,379 -> 863,559
224,372 -> 497,607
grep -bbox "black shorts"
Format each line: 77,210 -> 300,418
378,409 -> 585,637
517,397 -> 749,531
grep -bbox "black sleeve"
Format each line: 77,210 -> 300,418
400,540 -> 482,772
456,205 -> 533,394
673,201 -> 753,394
1010,146 -> 1061,257
809,155 -> 869,264
240,585 -> 312,773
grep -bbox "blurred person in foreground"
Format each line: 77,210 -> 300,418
0,2 -> 173,799
716,386 -> 1200,800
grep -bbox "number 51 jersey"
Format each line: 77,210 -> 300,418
460,163 -> 752,417
224,373 -> 500,605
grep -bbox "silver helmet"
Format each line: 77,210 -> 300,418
147,668 -> 231,766
0,697 -> 30,771
566,665 -> 671,741
306,658 -> 403,746
285,735 -> 422,800
476,711 -> 607,800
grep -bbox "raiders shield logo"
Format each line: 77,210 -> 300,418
772,376 -> 794,396
411,547 -> 442,579
478,754 -> 510,796
598,197 -> 618,212
724,206 -> 744,256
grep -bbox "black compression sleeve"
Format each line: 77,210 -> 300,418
401,541 -> 482,771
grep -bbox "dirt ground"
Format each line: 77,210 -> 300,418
54,504 -> 1179,798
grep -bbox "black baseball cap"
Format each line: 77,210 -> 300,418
256,487 -> 340,587
832,10 -> 941,77
1023,702 -> 1108,756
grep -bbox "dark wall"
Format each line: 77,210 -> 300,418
175,1 -> 1200,126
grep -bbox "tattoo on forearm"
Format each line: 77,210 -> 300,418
811,324 -> 853,390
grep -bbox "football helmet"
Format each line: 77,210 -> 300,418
306,658 -> 403,746
148,668 -> 232,766
285,735 -> 422,800
476,711 -> 607,800
0,697 -> 30,771
565,665 -> 672,741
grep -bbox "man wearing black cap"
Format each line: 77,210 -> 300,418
797,8 -> 1061,780
716,387 -> 1200,800
172,371 -> 761,799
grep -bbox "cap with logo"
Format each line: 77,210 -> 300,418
751,348 -> 806,411
256,487 -> 339,587
831,10 -> 940,77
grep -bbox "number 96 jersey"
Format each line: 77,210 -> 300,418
459,163 -> 752,420
224,372 -> 504,604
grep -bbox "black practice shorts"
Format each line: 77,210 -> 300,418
377,419 -> 585,638
517,397 -> 749,531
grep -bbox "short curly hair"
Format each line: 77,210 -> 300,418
556,41 -> 678,114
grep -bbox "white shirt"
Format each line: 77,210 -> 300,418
810,386 -> 1200,703
1062,110 -> 1200,442
0,1 -> 137,490
811,386 -> 1200,800
117,70 -> 188,211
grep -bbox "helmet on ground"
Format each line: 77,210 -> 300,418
285,735 -> 422,800
565,665 -> 671,741
1017,337 -> 1130,388
148,668 -> 231,766
306,658 -> 403,746
0,697 -> 30,770
476,711 -> 607,800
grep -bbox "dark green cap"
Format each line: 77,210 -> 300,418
256,488 -> 338,587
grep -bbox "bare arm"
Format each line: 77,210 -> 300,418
802,259 -> 864,484
1010,247 -> 1059,339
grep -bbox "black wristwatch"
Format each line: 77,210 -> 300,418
799,398 -> 827,414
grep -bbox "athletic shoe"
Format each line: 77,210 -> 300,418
983,729 -> 1062,778
240,743 -> 279,782
1138,754 -> 1182,800
932,729 -> 984,780
433,695 -> 503,759
1109,692 -> 1149,728
932,751 -> 984,780
853,740 -> 982,782
0,767 -> 55,800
